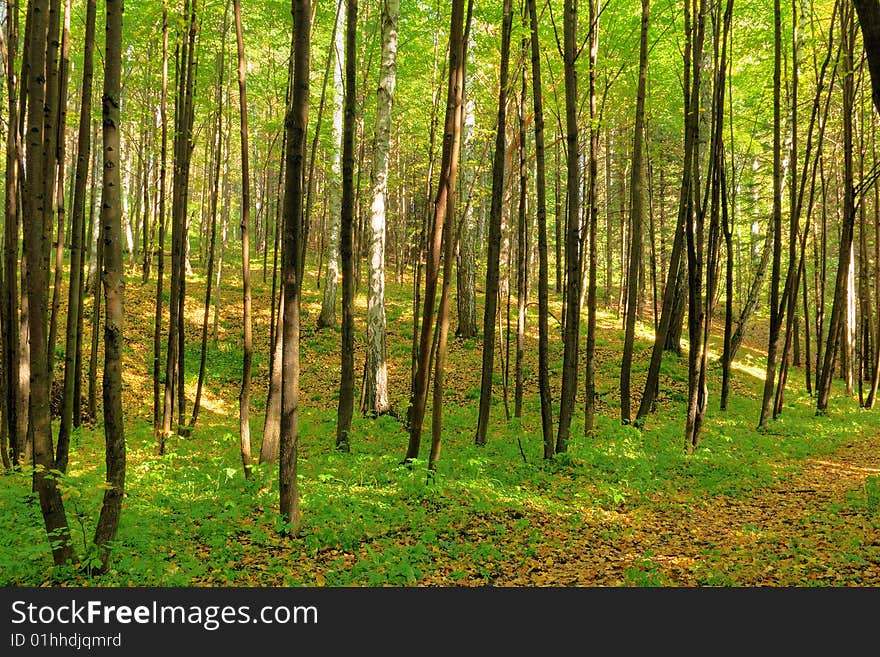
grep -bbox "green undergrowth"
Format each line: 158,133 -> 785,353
1,356 -> 878,586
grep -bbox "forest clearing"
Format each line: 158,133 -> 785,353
1,0 -> 880,590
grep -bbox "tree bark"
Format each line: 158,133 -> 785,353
279,0 -> 310,535
93,0 -> 126,572
233,0 -> 253,476
362,0 -> 398,418
56,0 -> 96,473
22,0 -> 75,566
473,0 -> 512,448
556,0 -> 582,454
336,0 -> 358,451
620,0 -> 649,425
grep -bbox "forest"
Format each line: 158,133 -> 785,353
0,0 -> 879,588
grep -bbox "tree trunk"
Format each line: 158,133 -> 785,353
758,0 -> 785,428
233,0 -> 253,476
56,0 -> 96,473
527,0 -> 554,456
556,0 -> 582,454
336,0 -> 358,451
620,0 -> 649,425
317,0 -> 345,330
279,0 -> 310,536
405,0 -> 466,461
473,0 -> 512,448
152,2 -> 169,437
2,0 -> 21,465
817,1 -> 855,413
362,0 -> 398,418
22,0 -> 75,566
94,0 -> 126,572
189,6 -> 228,432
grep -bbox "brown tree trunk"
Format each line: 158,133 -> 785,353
22,0 -> 75,566
56,0 -> 96,473
620,0 -> 649,425
279,0 -> 311,536
527,0 -> 554,456
93,0 -> 126,572
153,2 -> 169,437
556,0 -> 582,454
336,0 -> 358,451
233,0 -> 253,476
473,0 -> 512,448
405,0 -> 466,461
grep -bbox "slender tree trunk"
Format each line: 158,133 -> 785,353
584,0 -> 600,436
190,6 -> 228,431
233,0 -> 253,476
317,0 -> 345,330
556,0 -> 582,454
336,0 -> 357,451
56,0 -> 96,473
758,0 -> 785,428
152,3 -> 169,437
362,0 -> 398,418
473,0 -> 512,448
279,0 -> 310,536
620,0 -> 649,425
22,0 -> 75,566
527,0 -> 554,456
2,0 -> 21,465
405,0 -> 466,461
817,1 -> 855,413
514,21 -> 528,420
94,0 -> 126,572
41,0 -> 62,386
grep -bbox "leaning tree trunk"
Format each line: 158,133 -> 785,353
817,0 -> 855,413
190,9 -> 228,432
362,0 -> 398,418
405,0 -> 466,462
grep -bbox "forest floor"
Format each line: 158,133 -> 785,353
1,258 -> 879,586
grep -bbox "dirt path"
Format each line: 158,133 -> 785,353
433,434 -> 880,586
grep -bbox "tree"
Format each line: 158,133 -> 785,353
280,0 -> 311,536
405,0 -> 466,464
556,0 -> 583,454
234,0 -> 254,476
527,0 -> 554,456
56,0 -> 97,473
336,0 -> 357,451
94,0 -> 126,571
620,0 -> 649,425
21,0 -> 74,565
362,0 -> 398,418
474,0 -> 513,449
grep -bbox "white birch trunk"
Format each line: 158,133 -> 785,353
362,0 -> 398,416
318,0 -> 345,328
